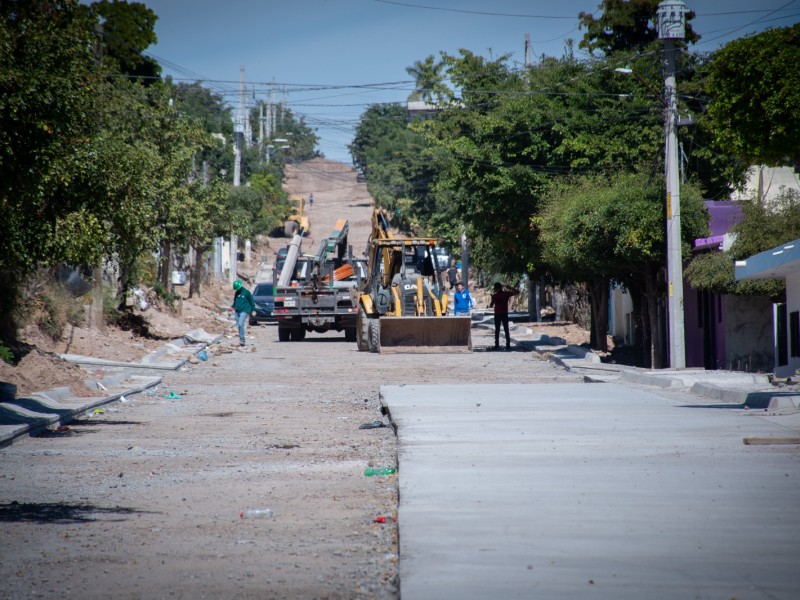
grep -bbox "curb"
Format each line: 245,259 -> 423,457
0,328 -> 223,448
0,375 -> 161,447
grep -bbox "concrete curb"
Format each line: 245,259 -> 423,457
0,328 -> 223,447
0,375 -> 161,447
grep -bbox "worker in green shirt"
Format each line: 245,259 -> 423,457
231,280 -> 255,346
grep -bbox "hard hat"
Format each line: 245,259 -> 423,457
233,280 -> 242,291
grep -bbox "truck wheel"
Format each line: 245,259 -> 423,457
284,221 -> 298,237
357,314 -> 369,351
297,328 -> 306,340
369,319 -> 380,353
278,326 -> 291,342
345,327 -> 357,343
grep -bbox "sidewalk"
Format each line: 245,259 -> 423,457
0,329 -> 221,447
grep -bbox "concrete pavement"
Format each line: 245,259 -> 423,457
382,382 -> 800,600
378,313 -> 800,599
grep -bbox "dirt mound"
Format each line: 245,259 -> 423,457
2,278 -> 234,399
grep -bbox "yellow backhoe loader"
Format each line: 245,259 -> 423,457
355,209 -> 472,353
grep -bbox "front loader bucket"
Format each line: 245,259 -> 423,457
375,316 -> 472,353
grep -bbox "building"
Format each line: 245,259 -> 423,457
735,239 -> 800,378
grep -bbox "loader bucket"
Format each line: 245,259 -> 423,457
375,316 -> 472,353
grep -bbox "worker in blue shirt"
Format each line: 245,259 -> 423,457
452,282 -> 474,316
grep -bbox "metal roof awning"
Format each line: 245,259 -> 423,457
735,239 -> 800,281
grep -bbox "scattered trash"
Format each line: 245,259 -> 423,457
164,392 -> 181,399
198,350 -> 208,361
96,381 -> 107,391
359,420 -> 387,429
364,467 -> 396,477
240,508 -> 273,519
119,395 -> 127,403
374,515 -> 387,523
92,408 -> 104,414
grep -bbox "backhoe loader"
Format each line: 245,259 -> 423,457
355,209 -> 472,353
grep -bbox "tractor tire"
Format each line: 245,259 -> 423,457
356,313 -> 369,352
369,319 -> 380,353
284,221 -> 298,237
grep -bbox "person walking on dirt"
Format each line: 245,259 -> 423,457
489,282 -> 519,350
452,282 -> 474,316
447,261 -> 460,291
231,279 -> 255,347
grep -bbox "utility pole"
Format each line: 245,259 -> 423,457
524,33 -> 531,67
658,0 -> 687,369
231,66 -> 245,285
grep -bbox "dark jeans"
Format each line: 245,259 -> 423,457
494,313 -> 510,348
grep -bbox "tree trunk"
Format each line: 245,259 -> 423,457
588,276 -> 609,352
159,239 -> 171,290
527,274 -> 540,322
644,270 -> 664,369
188,245 -> 197,299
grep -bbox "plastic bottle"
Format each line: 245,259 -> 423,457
364,467 -> 397,477
240,508 -> 273,519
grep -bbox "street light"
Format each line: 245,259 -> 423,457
614,1 -> 687,369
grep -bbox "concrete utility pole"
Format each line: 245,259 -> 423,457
524,33 -> 531,67
231,67 -> 245,285
658,0 -> 687,369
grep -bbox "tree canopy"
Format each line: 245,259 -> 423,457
706,23 -> 800,168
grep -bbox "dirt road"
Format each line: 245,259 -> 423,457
0,160 -> 586,599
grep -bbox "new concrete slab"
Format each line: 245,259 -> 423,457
381,383 -> 800,600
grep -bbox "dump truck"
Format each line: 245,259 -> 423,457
273,219 -> 363,341
355,209 -> 472,353
284,195 -> 310,237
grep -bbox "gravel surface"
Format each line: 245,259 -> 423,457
0,159 -> 588,599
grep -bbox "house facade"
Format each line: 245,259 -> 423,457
735,239 -> 800,378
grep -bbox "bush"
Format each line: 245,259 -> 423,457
0,342 -> 13,365
152,281 -> 180,309
36,282 -> 85,341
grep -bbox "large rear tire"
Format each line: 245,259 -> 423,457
356,313 -> 369,352
369,319 -> 380,353
278,325 -> 291,342
284,221 -> 298,237
345,327 -> 357,343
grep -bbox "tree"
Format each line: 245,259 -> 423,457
578,0 -> 698,56
87,0 -> 161,83
540,173 -> 707,366
685,189 -> 800,301
706,23 -> 800,168
0,0 -> 104,345
406,55 -> 449,104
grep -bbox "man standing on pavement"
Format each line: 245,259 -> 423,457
489,282 -> 519,350
452,282 -> 474,316
231,280 -> 255,347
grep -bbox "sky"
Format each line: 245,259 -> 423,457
131,0 -> 799,164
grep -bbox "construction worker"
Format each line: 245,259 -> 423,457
231,279 -> 255,347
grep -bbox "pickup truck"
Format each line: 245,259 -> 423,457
273,255 -> 366,342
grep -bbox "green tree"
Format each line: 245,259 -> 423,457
706,23 -> 800,168
0,0 -> 105,345
541,173 -> 707,366
85,0 -> 161,83
578,0 -> 698,56
406,55 -> 450,103
685,189 -> 800,300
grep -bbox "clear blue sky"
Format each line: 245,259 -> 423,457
133,0 -> 799,164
